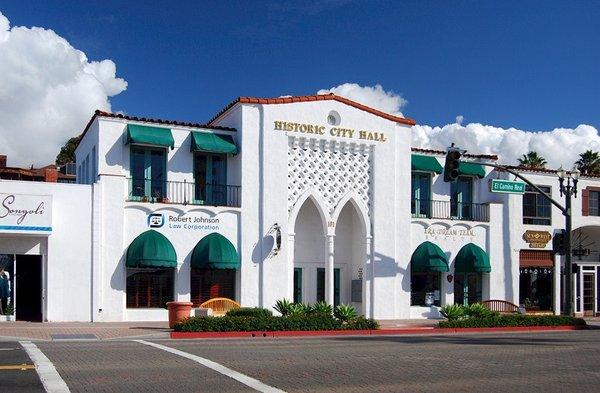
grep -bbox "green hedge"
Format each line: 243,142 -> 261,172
438,315 -> 586,329
225,307 -> 273,318
174,314 -> 379,332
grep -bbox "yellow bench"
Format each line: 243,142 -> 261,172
199,298 -> 240,316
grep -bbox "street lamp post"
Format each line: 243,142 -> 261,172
557,166 -> 580,316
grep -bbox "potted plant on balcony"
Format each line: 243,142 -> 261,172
158,197 -> 170,204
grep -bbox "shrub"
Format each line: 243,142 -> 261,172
289,303 -> 313,316
274,299 -> 293,316
465,303 -> 498,319
313,301 -> 333,315
334,304 -> 358,323
226,307 -> 273,318
440,304 -> 465,320
438,315 -> 586,329
173,314 -> 380,332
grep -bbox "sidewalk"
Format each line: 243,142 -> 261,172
0,321 -> 171,341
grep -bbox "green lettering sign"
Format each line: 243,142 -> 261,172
490,179 -> 526,194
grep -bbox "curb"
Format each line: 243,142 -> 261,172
170,325 -> 585,339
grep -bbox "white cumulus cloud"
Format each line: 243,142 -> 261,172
317,83 -> 407,117
318,83 -> 600,169
0,11 -> 127,167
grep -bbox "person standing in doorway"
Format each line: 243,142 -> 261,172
0,272 -> 9,315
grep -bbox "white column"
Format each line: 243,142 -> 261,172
288,233 -> 295,301
553,255 -> 561,315
363,236 -> 372,317
326,234 -> 335,306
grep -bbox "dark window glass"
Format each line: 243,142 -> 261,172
131,147 -> 146,198
523,185 -> 551,225
194,154 -> 227,205
451,176 -> 473,219
293,268 -> 302,303
454,273 -> 482,306
130,147 -> 166,200
190,269 -> 235,307
316,268 -> 340,306
411,173 -> 431,217
410,272 -> 441,306
519,267 -> 553,310
126,268 -> 174,308
589,191 -> 598,213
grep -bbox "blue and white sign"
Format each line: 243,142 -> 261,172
0,193 -> 52,234
146,212 -> 220,231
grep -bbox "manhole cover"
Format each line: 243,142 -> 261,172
51,334 -> 98,340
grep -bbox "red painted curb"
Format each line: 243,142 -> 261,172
169,325 -> 585,339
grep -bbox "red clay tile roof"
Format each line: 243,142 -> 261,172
207,93 -> 417,126
411,147 -> 499,160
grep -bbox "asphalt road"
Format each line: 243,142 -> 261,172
3,330 -> 600,392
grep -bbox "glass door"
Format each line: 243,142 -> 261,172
583,273 -> 595,316
194,154 -> 227,205
411,173 -> 431,218
317,268 -> 340,306
451,176 -> 473,220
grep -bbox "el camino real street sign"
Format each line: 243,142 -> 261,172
490,179 -> 526,194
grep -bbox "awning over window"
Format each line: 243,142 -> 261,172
126,230 -> 177,268
410,241 -> 449,273
458,162 -> 486,178
454,243 -> 491,273
411,155 -> 443,174
191,233 -> 240,269
126,124 -> 175,149
191,131 -> 238,154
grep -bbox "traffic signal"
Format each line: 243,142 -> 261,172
443,148 -> 461,182
553,230 -> 566,255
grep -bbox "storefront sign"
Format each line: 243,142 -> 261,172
273,120 -> 388,142
147,212 -> 220,232
520,267 -> 553,274
424,226 -> 475,238
0,193 -> 52,234
490,179 -> 526,194
523,230 -> 552,248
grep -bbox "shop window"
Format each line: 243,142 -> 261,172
451,176 -> 474,220
126,268 -> 174,308
410,272 -> 441,306
190,269 -> 235,307
293,268 -> 302,303
454,273 -> 482,306
523,185 -> 551,225
194,153 -> 227,205
130,146 -> 167,200
411,173 -> 431,217
316,268 -> 340,306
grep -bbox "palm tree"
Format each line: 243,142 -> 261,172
517,151 -> 547,169
575,150 -> 600,176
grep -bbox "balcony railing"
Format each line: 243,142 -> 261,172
127,178 -> 241,207
411,199 -> 489,222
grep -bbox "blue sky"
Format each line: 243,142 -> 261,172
3,0 -> 599,130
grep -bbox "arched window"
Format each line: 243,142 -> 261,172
410,242 -> 448,306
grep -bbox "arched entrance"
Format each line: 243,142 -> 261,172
571,226 -> 600,316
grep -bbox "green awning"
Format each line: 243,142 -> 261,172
191,233 -> 240,269
454,243 -> 491,273
126,230 -> 177,268
126,124 -> 175,149
411,155 -> 443,174
410,241 -> 449,273
458,162 -> 486,178
191,131 -> 238,154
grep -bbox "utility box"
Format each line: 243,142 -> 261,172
351,279 -> 362,302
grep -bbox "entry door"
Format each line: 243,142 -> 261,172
317,268 -> 340,306
583,273 -> 595,316
15,255 -> 42,322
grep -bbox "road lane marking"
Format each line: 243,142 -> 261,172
19,341 -> 70,393
135,340 -> 286,393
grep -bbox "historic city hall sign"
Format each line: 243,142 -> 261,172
523,230 -> 552,248
273,120 -> 388,142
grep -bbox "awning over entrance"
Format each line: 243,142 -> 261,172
190,131 -> 238,154
126,124 -> 175,149
411,155 -> 443,174
458,162 -> 486,178
191,233 -> 240,269
454,243 -> 491,273
410,241 -> 449,272
126,230 -> 177,268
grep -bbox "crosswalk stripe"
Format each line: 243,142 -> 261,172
134,339 -> 286,393
19,341 -> 70,393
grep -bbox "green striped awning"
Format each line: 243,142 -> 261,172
126,230 -> 177,268
458,162 -> 486,178
126,124 -> 175,149
410,241 -> 449,273
191,233 -> 240,269
411,155 -> 443,174
454,243 -> 491,273
190,131 -> 238,154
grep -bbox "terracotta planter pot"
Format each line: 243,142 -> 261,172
166,301 -> 193,328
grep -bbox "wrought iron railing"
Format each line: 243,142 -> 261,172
127,178 -> 241,207
411,199 -> 489,222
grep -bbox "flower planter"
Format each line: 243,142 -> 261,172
166,301 -> 193,328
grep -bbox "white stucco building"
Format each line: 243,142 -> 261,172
1,93 -> 598,321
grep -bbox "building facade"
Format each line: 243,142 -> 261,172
0,94 -> 598,321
